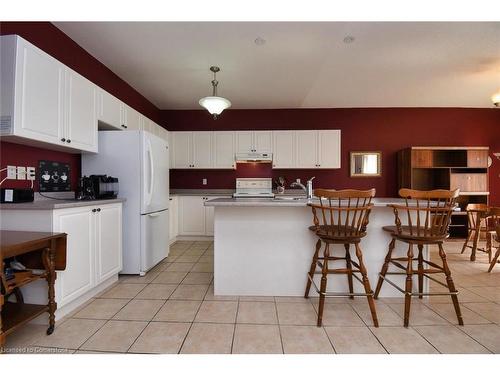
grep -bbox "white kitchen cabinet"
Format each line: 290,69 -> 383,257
53,207 -> 95,306
273,131 -> 296,168
296,130 -> 318,168
236,131 -> 272,153
179,196 -> 206,235
254,131 -> 273,153
192,132 -> 213,168
177,195 -> 230,237
213,131 -> 235,169
123,105 -> 142,131
172,131 -> 213,169
65,70 -> 97,152
95,204 -> 122,283
318,130 -> 341,168
0,202 -> 123,313
273,130 -> 341,169
172,132 -> 193,168
97,89 -> 122,130
169,195 -> 179,243
0,35 -> 97,153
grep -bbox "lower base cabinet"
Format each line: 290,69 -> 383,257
0,202 -> 122,309
177,195 -> 229,237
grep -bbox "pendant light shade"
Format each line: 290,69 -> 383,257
199,66 -> 231,119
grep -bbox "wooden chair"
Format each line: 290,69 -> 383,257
488,224 -> 500,272
305,189 -> 379,327
374,188 -> 463,327
461,204 -> 491,262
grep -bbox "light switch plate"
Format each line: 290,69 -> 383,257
202,178 -> 207,185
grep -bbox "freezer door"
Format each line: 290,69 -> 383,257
142,131 -> 170,214
140,209 -> 169,272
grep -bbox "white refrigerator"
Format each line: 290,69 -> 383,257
82,130 -> 169,275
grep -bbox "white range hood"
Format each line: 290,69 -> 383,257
235,152 -> 273,163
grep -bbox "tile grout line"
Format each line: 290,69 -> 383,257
229,298 -> 240,354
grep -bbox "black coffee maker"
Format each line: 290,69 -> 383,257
76,175 -> 119,200
76,176 -> 95,200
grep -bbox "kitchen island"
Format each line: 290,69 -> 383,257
205,197 -> 430,298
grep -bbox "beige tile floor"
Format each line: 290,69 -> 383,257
4,239 -> 500,354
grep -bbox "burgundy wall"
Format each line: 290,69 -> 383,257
0,22 -> 161,192
0,142 -> 80,191
163,108 -> 500,204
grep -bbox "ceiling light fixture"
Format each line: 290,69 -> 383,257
343,35 -> 355,44
254,37 -> 266,46
492,91 -> 500,107
199,66 -> 231,120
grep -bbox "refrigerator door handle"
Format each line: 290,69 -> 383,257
145,138 -> 154,207
147,211 -> 164,217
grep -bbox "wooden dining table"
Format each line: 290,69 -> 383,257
1,231 -> 67,350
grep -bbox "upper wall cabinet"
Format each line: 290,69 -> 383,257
170,130 -> 341,170
172,131 -> 214,169
273,130 -> 341,169
0,35 -> 97,153
97,89 -> 122,130
236,131 -> 272,153
213,131 -> 236,169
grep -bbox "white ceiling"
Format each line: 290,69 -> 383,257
53,22 -> 500,109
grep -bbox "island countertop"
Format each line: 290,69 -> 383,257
204,197 -> 410,207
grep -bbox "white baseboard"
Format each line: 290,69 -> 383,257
175,235 -> 214,242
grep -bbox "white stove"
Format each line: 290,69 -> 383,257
232,178 -> 275,199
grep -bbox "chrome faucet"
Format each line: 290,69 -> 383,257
290,177 -> 315,199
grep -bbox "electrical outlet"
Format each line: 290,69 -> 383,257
27,166 -> 36,181
17,166 -> 26,180
202,178 -> 207,185
7,165 -> 17,179
296,178 -> 301,184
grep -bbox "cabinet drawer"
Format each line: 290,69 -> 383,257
411,150 -> 433,168
450,173 -> 487,192
467,150 -> 488,168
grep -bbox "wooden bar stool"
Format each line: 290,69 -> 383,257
304,189 -> 379,327
488,224 -> 500,272
374,188 -> 463,327
461,204 -> 491,262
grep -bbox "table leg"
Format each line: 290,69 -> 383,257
43,241 -> 57,335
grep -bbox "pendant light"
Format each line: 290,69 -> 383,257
199,66 -> 231,119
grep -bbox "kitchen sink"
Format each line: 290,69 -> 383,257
273,196 -> 307,201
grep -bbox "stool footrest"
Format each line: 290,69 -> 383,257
378,273 -> 458,296
307,274 -> 373,297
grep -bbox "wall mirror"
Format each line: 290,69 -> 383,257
350,152 -> 382,177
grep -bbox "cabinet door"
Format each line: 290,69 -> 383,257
204,196 -> 229,236
450,173 -> 488,192
172,132 -> 192,168
467,150 -> 488,168
318,130 -> 341,168
213,131 -> 235,169
53,207 -> 94,306
141,116 -> 153,134
169,196 -> 178,242
15,39 -> 65,144
124,105 -> 142,131
95,204 -> 122,283
66,70 -> 97,152
412,150 -> 433,168
192,131 -> 213,168
97,89 -> 122,130
296,130 -> 318,168
179,196 -> 206,235
236,131 -> 254,153
254,131 -> 273,153
272,131 -> 296,168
